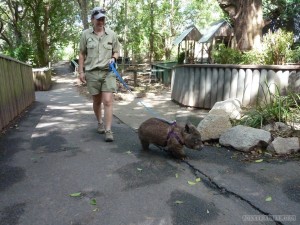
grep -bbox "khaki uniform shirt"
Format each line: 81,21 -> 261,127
79,27 -> 120,71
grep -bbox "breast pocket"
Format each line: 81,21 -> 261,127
87,39 -> 97,57
103,43 -> 113,58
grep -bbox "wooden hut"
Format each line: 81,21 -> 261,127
172,24 -> 202,64
198,19 -> 234,63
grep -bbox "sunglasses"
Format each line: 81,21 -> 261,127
92,9 -> 106,16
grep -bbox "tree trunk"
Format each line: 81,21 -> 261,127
27,2 -> 47,66
165,0 -> 176,60
78,0 -> 89,29
149,2 -> 154,64
217,0 -> 264,51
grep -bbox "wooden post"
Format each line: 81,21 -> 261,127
133,70 -> 137,87
201,43 -> 204,63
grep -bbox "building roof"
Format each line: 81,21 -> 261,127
172,25 -> 202,46
199,19 -> 230,43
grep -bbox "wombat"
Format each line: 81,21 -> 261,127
138,117 -> 203,159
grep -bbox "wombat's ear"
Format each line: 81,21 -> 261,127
185,122 -> 193,133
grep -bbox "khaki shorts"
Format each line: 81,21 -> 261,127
85,70 -> 116,95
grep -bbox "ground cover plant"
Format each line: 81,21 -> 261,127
235,83 -> 300,132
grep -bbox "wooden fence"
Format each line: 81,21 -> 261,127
171,64 -> 300,109
0,54 -> 35,131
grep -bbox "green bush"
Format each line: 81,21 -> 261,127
177,52 -> 185,64
5,42 -> 34,64
237,83 -> 300,128
262,29 -> 294,65
212,29 -> 299,65
240,49 -> 265,65
287,45 -> 300,63
212,43 -> 242,64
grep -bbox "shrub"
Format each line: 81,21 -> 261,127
212,43 -> 242,64
237,83 -> 300,128
4,42 -> 34,64
177,52 -> 185,64
262,29 -> 294,65
240,49 -> 265,65
287,45 -> 300,63
212,29 -> 298,65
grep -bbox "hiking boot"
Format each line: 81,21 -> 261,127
97,123 -> 105,134
105,130 -> 114,142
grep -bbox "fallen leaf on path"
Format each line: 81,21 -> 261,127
195,178 -> 201,182
255,159 -> 264,163
69,192 -> 81,197
188,181 -> 196,185
265,196 -> 272,202
90,199 -> 97,205
175,200 -> 184,204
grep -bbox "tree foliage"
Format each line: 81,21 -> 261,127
0,0 -> 299,65
0,0 -> 30,60
263,0 -> 299,33
109,0 -> 223,63
0,0 -> 81,66
216,0 -> 300,51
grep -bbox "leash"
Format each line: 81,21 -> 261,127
109,63 -> 185,147
109,62 -> 175,122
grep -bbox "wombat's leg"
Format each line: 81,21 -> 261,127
140,140 -> 150,150
170,148 -> 186,160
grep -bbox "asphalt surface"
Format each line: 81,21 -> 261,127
0,62 -> 299,225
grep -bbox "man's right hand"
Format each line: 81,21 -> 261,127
79,72 -> 86,84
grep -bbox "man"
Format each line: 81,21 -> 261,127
78,7 -> 120,142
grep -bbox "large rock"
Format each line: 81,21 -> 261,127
219,125 -> 272,152
262,122 -> 293,138
197,114 -> 232,141
267,137 -> 300,155
209,98 -> 242,119
32,67 -> 52,91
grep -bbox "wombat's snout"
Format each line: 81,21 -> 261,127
183,123 -> 203,150
196,138 -> 204,149
198,143 -> 204,150
186,137 -> 203,150
195,140 -> 204,150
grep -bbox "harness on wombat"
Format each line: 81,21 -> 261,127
161,120 -> 184,146
166,126 -> 184,145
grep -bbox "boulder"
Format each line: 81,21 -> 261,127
197,114 -> 232,141
219,125 -> 272,152
267,137 -> 300,155
209,98 -> 242,120
32,67 -> 52,91
262,122 -> 293,138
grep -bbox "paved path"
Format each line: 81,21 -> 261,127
0,62 -> 299,225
